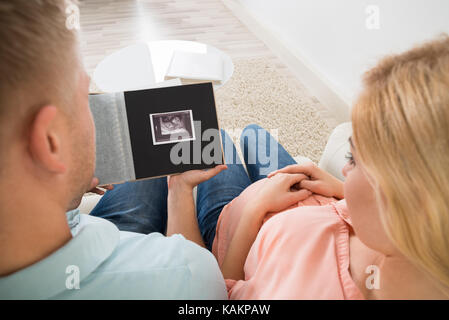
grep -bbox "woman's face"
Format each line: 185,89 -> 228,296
342,138 -> 396,255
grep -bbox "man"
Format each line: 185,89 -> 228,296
0,0 -> 227,299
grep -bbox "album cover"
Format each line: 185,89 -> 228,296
89,82 -> 224,185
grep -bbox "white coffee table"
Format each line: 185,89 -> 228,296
93,40 -> 234,93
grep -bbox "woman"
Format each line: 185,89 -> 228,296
198,35 -> 449,299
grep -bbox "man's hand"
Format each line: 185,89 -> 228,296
268,162 -> 344,199
88,177 -> 114,195
167,165 -> 228,191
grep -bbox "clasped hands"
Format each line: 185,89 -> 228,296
251,162 -> 344,217
164,162 -> 344,222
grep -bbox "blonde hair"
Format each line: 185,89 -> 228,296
352,35 -> 449,294
0,0 -> 78,119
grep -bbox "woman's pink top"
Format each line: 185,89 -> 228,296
211,178 -> 365,300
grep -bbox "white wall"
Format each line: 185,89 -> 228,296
233,0 -> 449,107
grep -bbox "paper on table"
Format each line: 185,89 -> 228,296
93,42 -> 156,93
149,78 -> 182,88
166,51 -> 223,81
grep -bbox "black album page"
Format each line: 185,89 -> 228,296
123,82 -> 224,180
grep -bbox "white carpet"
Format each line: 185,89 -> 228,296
214,57 -> 333,164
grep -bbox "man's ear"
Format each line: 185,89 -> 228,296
28,105 -> 67,174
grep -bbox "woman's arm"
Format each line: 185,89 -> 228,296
221,202 -> 266,280
221,173 -> 311,280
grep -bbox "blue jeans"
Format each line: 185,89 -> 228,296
90,125 -> 297,251
240,124 -> 297,182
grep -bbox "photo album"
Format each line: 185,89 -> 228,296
89,82 -> 224,185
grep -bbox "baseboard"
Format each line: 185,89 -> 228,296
221,0 -> 351,124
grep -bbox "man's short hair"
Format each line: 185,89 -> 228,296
0,0 -> 78,121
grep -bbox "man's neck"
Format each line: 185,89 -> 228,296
0,184 -> 72,277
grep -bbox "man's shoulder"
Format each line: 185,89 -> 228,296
76,212 -> 214,270
62,228 -> 226,299
102,230 -> 209,272
52,213 -> 227,299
